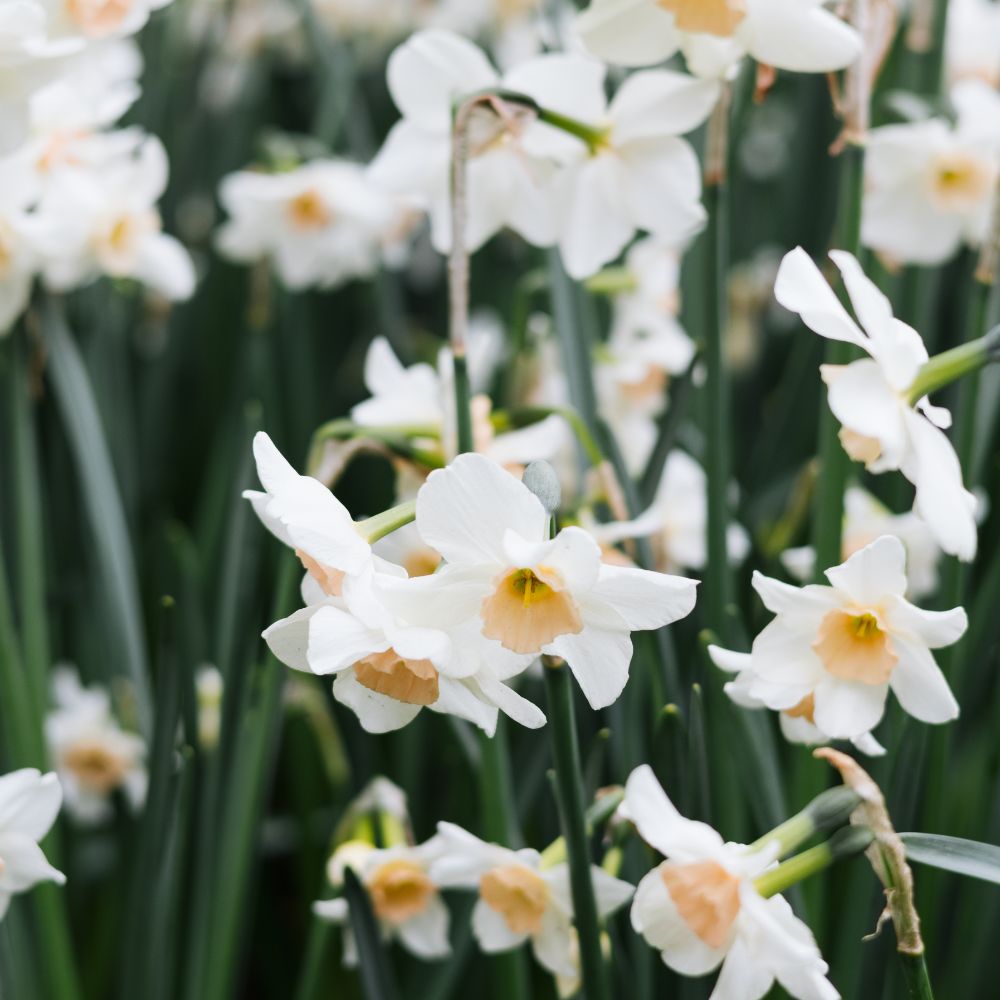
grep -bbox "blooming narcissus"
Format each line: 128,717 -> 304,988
216,159 -> 399,291
622,765 -> 839,1000
38,0 -> 174,43
378,452 -> 697,709
45,666 -> 147,823
511,57 -> 718,278
862,80 -> 1000,267
0,768 -> 66,921
590,449 -> 750,573
314,837 -> 451,964
780,484 -> 941,600
34,133 -> 195,300
368,29 -> 559,254
774,246 -> 978,560
576,0 -> 861,79
708,536 -> 966,742
430,821 -> 634,980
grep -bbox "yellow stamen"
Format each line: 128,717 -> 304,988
813,610 -> 898,685
481,566 -> 583,654
368,859 -> 434,924
353,649 -> 440,705
479,865 -> 550,935
287,189 -> 331,231
657,0 -> 746,36
929,151 -> 993,211
660,860 -> 741,949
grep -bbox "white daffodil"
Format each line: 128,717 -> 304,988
712,645 -> 886,757
263,588 -> 546,735
0,151 -> 41,333
0,768 -> 66,921
45,666 -> 147,824
774,246 -> 978,560
0,1 -> 81,154
862,80 -> 1000,267
946,0 -> 1000,88
216,160 -> 397,290
244,430 -> 376,603
36,0 -> 174,43
384,453 -> 697,709
622,765 -> 838,1000
609,235 -> 696,378
367,29 -> 559,254
314,837 -> 452,964
708,536 -> 966,742
781,485 -> 941,600
430,821 -> 634,980
590,450 -> 750,573
351,335 -> 570,467
34,133 -> 195,299
511,57 -> 717,279
576,0 -> 861,78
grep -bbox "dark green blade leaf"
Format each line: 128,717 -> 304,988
900,833 -> 1000,886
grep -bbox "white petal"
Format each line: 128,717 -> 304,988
610,70 -> 719,143
774,247 -> 866,347
431,677 -> 499,734
751,572 -> 837,618
590,563 -> 698,631
889,635 -> 959,724
884,597 -> 967,649
332,672 -> 422,733
472,674 -> 547,729
548,625 -> 632,710
812,676 -> 889,739
416,453 -> 548,566
740,0 -> 861,73
708,935 -> 775,1000
396,893 -> 451,959
0,832 -> 65,892
824,535 -> 908,606
576,0 -> 681,68
590,866 -> 635,917
708,646 -> 752,674
472,896 -> 530,951
0,770 -> 62,842
263,605 -> 324,673
531,907 -> 577,978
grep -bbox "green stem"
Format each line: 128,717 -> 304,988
539,787 -> 626,869
900,952 -> 936,1000
356,500 -> 417,544
906,324 -> 999,405
535,107 -> 610,153
754,826 -> 874,897
543,662 -> 610,1000
343,869 -> 400,1000
749,786 -> 862,857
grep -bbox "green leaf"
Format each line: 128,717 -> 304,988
900,833 -> 1000,886
43,300 -> 152,737
343,868 -> 400,1000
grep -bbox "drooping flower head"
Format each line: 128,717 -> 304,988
709,535 -> 966,742
622,765 -> 839,1000
774,246 -> 978,560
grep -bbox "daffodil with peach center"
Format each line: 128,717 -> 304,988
481,566 -> 583,654
813,610 -> 898,685
66,0 -> 132,36
353,649 -> 440,705
928,151 -> 994,211
286,189 -> 331,231
838,428 -> 883,466
660,860 -> 741,949
657,0 -> 746,36
62,741 -> 130,795
479,865 -> 550,935
368,859 -> 436,924
95,210 -> 159,275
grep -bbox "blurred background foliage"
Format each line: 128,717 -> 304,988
1,1 -> 999,998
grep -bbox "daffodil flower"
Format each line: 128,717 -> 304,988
622,765 -> 839,1000
863,80 -> 1000,267
314,838 -> 451,964
216,160 -> 397,291
774,246 -> 978,560
576,0 -> 861,78
383,453 -> 697,710
45,666 -> 147,824
0,768 -> 66,921
709,535 -> 966,741
430,821 -> 634,980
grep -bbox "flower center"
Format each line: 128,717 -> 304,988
62,740 -> 129,794
66,0 -> 132,36
660,860 -> 741,949
287,189 -> 331,231
480,566 -> 583,654
479,865 -> 550,935
657,0 -> 746,36
295,549 -> 345,597
812,610 -> 898,685
353,648 -> 440,705
368,859 -> 435,924
929,151 -> 994,211
838,428 -> 883,467
95,211 -> 158,274
784,693 -> 816,724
